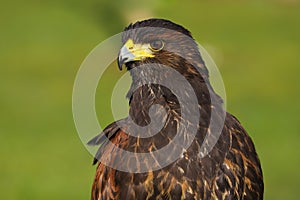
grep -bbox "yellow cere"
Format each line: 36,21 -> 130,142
124,39 -> 155,60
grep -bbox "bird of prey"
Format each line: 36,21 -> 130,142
88,19 -> 264,200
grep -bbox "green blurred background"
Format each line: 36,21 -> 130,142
1,0 -> 300,199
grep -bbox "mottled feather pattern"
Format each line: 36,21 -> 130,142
91,114 -> 263,199
89,18 -> 263,200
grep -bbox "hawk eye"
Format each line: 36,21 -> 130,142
149,40 -> 164,51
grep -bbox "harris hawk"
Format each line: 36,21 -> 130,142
88,19 -> 264,200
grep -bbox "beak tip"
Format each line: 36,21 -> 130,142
118,62 -> 123,71
117,50 -> 123,70
117,57 -> 125,71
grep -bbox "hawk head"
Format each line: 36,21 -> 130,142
118,18 -> 208,77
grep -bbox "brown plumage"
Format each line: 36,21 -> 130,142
88,18 -> 264,200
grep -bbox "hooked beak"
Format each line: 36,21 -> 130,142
118,39 -> 154,70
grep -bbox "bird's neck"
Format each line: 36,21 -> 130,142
127,67 -> 223,128
124,68 -> 225,155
